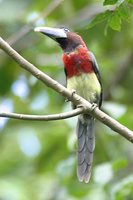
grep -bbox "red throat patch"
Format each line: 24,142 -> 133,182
62,46 -> 94,78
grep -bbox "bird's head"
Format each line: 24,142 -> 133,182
34,26 -> 87,52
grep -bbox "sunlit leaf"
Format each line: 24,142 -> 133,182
108,11 -> 122,31
118,3 -> 131,21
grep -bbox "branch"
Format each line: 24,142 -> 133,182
6,0 -> 64,46
0,36 -> 133,143
0,107 -> 83,121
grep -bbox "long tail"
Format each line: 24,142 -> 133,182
76,115 -> 95,183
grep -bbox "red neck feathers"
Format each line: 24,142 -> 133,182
62,46 -> 94,78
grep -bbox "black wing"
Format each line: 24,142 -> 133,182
89,51 -> 102,107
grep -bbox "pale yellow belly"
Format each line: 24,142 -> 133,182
67,73 -> 101,103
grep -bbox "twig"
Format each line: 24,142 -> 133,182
0,107 -> 83,121
6,0 -> 64,45
0,36 -> 133,143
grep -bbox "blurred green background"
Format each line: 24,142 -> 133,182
0,0 -> 133,199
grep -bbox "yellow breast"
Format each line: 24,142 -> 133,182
67,73 -> 101,103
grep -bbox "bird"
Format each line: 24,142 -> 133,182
34,26 -> 102,183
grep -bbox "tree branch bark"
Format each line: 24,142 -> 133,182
0,36 -> 133,143
0,107 -> 83,121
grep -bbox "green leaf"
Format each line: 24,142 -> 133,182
108,11 -> 122,31
88,10 -> 111,28
118,3 -> 130,21
103,0 -> 119,5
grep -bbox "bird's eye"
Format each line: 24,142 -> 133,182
64,28 -> 70,32
59,27 -> 70,32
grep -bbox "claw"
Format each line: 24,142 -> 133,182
71,89 -> 76,97
77,104 -> 84,108
65,89 -> 76,103
91,103 -> 98,112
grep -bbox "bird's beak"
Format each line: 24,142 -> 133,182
34,27 -> 67,40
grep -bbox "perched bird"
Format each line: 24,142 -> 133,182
34,27 -> 102,183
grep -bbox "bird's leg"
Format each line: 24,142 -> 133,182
90,103 -> 98,112
71,89 -> 76,97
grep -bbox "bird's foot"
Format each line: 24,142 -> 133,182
71,89 -> 76,97
65,89 -> 76,102
91,103 -> 98,112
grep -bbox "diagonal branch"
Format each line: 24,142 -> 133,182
0,36 -> 133,143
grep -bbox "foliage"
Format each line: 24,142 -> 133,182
0,0 -> 133,199
89,0 -> 131,33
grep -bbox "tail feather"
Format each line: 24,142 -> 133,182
78,127 -> 86,152
76,115 -> 95,183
